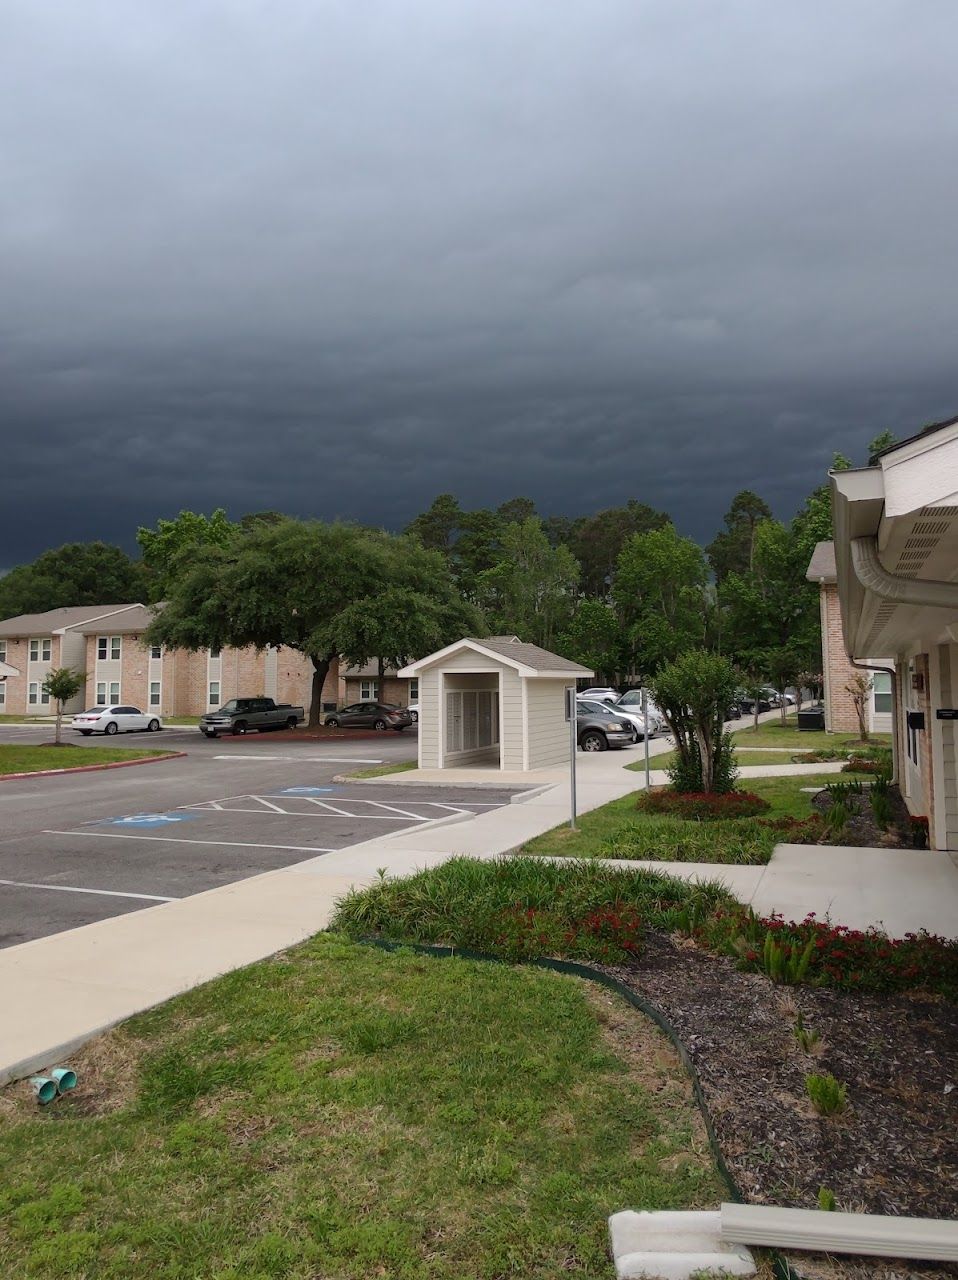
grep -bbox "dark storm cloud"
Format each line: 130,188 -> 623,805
3,1 -> 958,565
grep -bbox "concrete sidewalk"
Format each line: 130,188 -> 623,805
2,732 -> 953,1087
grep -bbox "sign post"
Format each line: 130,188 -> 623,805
566,686 -> 578,830
642,688 -> 651,789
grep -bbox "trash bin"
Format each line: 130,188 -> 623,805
797,706 -> 825,731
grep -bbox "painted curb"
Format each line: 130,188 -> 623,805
0,752 -> 188,782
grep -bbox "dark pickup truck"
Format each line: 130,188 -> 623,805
199,697 -> 306,737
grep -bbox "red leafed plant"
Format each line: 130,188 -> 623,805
636,789 -> 770,820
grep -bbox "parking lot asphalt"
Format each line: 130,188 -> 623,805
0,727 -> 516,949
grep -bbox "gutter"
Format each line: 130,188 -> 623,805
850,536 -> 958,609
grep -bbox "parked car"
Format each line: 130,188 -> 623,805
736,690 -> 771,714
581,697 -> 649,742
616,690 -> 668,733
324,702 -> 413,731
574,700 -> 634,751
73,705 -> 163,736
407,702 -> 419,722
199,697 -> 305,737
578,687 -> 620,704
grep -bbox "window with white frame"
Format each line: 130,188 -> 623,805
149,681 -> 161,706
209,681 -> 220,706
873,672 -> 892,715
109,681 -> 119,703
28,682 -> 50,706
150,644 -> 162,659
111,636 -> 121,660
96,682 -> 107,705
409,679 -> 419,701
0,640 -> 6,663
209,646 -> 221,660
97,636 -> 121,660
0,682 -> 5,708
360,679 -> 379,700
29,638 -> 51,662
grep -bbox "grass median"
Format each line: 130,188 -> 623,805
730,715 -> 892,751
0,934 -> 723,1279
0,745 -> 179,775
519,773 -> 868,865
350,760 -> 418,779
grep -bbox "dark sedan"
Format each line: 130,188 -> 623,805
324,702 -> 413,731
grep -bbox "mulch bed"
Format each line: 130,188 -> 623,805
605,933 -> 958,1278
810,782 -> 915,848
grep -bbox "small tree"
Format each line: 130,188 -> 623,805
844,673 -> 872,743
738,667 -> 767,732
650,650 -> 739,793
42,668 -> 85,744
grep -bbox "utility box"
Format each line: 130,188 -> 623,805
798,706 -> 826,731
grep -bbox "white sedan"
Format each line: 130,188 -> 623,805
72,705 -> 164,736
406,702 -> 419,722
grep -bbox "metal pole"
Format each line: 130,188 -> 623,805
569,687 -> 578,830
642,687 -> 651,790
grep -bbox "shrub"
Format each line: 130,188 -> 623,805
601,817 -> 779,866
910,816 -> 929,849
793,1012 -> 821,1053
686,909 -> 958,999
805,1072 -> 847,1116
635,790 -> 770,821
761,931 -> 816,984
824,803 -> 848,838
869,790 -> 894,830
332,856 -> 733,965
817,1187 -> 837,1211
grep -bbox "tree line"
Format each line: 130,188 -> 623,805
0,432 -> 894,723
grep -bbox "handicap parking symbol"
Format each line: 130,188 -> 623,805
99,812 -> 202,829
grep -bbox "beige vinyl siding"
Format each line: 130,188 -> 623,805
939,644 -> 958,850
58,632 -> 89,712
525,678 -> 572,769
499,669 -> 524,770
438,648 -> 504,674
418,669 -> 443,768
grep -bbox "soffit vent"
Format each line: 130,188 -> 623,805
862,600 -> 897,651
919,505 -> 958,518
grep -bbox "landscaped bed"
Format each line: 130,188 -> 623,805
0,744 -> 180,776
334,858 -> 958,1280
0,934 -> 724,1279
519,773 -> 889,865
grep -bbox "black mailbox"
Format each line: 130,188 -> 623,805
907,710 -> 925,731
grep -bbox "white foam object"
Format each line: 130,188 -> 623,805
608,1211 -> 756,1279
721,1202 -> 958,1261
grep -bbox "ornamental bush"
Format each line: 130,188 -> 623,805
636,789 -> 770,821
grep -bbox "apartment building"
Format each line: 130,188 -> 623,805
0,603 -> 343,717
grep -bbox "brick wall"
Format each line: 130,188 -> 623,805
822,584 -> 863,733
343,676 -> 412,706
0,638 -> 29,715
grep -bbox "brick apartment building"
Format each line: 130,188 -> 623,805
0,604 -> 350,718
806,542 -> 893,736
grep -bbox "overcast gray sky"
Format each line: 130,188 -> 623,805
3,1 -> 957,565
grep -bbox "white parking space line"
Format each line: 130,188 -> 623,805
43,830 -> 336,854
211,754 -> 385,764
183,804 -> 428,821
0,878 -> 176,902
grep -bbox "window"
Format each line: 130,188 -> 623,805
409,679 -> 419,701
0,682 -> 5,708
97,637 -> 107,660
28,682 -> 50,706
96,682 -> 107,705
209,681 -> 220,706
97,636 -> 121,660
111,636 -> 121,660
209,646 -> 221,660
109,682 -> 120,704
150,645 -> 162,659
149,681 -> 161,706
29,639 -> 51,663
0,640 -> 6,663
873,672 -> 892,715
360,679 -> 379,700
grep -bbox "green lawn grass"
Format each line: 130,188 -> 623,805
730,715 -> 892,751
0,745 -> 178,775
0,935 -> 723,1279
158,715 -> 201,726
629,748 -> 801,772
0,715 -> 53,724
520,773 -> 862,865
351,760 -> 418,779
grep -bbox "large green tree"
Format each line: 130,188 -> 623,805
476,518 -> 579,649
613,524 -> 709,676
706,490 -> 772,584
569,501 -> 670,598
136,509 -> 237,601
145,519 -> 471,725
555,599 -> 622,683
0,542 -> 147,619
